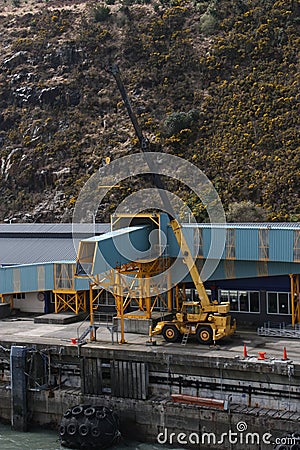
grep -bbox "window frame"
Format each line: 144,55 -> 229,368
219,289 -> 260,313
13,292 -> 26,300
266,291 -> 290,315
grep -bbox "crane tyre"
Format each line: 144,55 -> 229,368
162,325 -> 180,343
196,326 -> 213,344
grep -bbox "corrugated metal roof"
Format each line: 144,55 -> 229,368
82,225 -> 147,242
0,223 -> 110,235
0,223 -> 110,265
0,220 -> 299,266
0,238 -> 77,265
183,222 -> 300,230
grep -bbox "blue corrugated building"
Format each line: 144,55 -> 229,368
0,224 -> 107,314
0,218 -> 299,325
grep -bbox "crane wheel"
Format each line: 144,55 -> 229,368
196,326 -> 213,344
162,325 -> 180,343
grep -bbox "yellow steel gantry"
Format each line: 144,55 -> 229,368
53,263 -> 87,314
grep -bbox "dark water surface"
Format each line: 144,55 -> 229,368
0,422 -> 180,450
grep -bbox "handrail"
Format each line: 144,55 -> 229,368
76,312 -> 90,341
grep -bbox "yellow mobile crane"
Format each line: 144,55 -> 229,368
106,65 -> 236,344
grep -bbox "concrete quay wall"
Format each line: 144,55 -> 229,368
0,338 -> 299,449
0,386 -> 298,450
77,344 -> 300,412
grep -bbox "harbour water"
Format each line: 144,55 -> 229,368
0,422 -> 181,450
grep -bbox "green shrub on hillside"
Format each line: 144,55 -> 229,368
93,6 -> 111,22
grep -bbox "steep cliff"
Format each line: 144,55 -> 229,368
0,0 -> 299,222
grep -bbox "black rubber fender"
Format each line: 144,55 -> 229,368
72,405 -> 83,416
66,422 -> 77,436
78,423 -> 89,437
60,404 -> 120,449
84,407 -> 96,417
91,426 -> 100,438
63,409 -> 72,418
96,410 -> 106,420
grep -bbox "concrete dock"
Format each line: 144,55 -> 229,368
0,314 -> 299,449
0,314 -> 299,361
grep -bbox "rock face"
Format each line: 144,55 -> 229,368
0,0 -> 299,223
3,51 -> 29,69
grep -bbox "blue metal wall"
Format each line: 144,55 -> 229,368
166,223 -> 299,265
236,229 -> 258,260
83,226 -> 151,276
0,262 -> 89,295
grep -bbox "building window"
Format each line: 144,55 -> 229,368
55,263 -> 75,290
258,229 -> 269,260
249,292 -> 260,312
267,292 -> 290,315
13,293 -> 25,300
194,289 -> 211,302
239,291 -> 249,311
294,230 -> 300,262
226,229 -> 236,259
219,290 -> 260,313
76,241 -> 95,275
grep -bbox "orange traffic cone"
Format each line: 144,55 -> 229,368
243,343 -> 248,358
282,347 -> 288,361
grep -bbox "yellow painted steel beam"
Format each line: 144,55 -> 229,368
115,271 -> 126,344
170,219 -> 212,307
53,290 -> 87,314
89,284 -> 95,341
290,274 -> 300,326
145,274 -> 151,319
167,271 -> 172,311
0,294 -> 13,309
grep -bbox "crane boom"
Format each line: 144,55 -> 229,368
106,64 -> 176,218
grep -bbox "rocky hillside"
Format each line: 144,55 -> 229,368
0,0 -> 299,223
